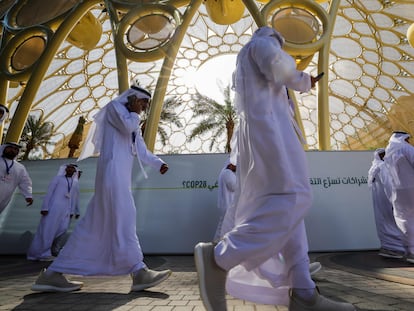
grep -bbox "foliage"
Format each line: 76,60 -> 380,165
20,115 -> 55,160
189,84 -> 237,152
140,96 -> 183,146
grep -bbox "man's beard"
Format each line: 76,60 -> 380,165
2,152 -> 16,160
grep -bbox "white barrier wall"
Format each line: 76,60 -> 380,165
0,151 -> 379,254
305,151 -> 378,251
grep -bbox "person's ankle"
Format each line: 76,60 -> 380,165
292,288 -> 316,302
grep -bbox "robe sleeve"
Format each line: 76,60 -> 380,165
71,180 -> 80,215
251,37 -> 311,93
17,165 -> 32,199
106,101 -> 140,136
402,144 -> 414,167
224,170 -> 237,193
41,176 -> 59,211
134,131 -> 165,169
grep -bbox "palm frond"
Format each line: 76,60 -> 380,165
20,115 -> 55,160
189,84 -> 238,152
189,120 -> 219,140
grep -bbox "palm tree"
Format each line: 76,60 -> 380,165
189,84 -> 237,152
140,96 -> 183,146
20,115 -> 54,160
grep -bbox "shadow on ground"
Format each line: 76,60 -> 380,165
12,290 -> 169,311
317,250 -> 414,285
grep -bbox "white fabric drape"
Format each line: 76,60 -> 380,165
368,149 -> 404,252
214,27 -> 314,306
214,158 -> 237,240
384,132 -> 414,254
49,94 -> 164,276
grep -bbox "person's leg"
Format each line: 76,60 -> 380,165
194,242 -> 227,311
51,232 -> 70,257
283,222 -> 314,298
195,193 -> 310,311
285,223 -> 356,311
130,263 -> 172,292
31,268 -> 83,292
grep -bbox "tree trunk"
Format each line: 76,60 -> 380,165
226,121 -> 234,153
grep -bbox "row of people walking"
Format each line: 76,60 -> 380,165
1,141 -> 82,261
369,131 -> 414,262
1,27 -> 359,311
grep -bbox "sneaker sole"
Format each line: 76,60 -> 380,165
379,253 -> 404,259
130,271 -> 172,291
309,262 -> 322,276
31,284 -> 81,292
194,243 -> 214,311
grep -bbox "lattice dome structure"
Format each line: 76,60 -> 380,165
0,0 -> 413,159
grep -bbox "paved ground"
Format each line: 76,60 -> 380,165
1,252 -> 414,310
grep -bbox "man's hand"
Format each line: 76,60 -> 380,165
311,72 -> 324,88
26,198 -> 33,206
40,210 -> 48,216
160,163 -> 169,174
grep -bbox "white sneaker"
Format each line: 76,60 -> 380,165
309,262 -> 322,276
194,242 -> 227,311
131,268 -> 172,291
31,269 -> 83,292
289,288 -> 356,311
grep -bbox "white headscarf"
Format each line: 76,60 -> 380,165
385,131 -> 410,159
233,26 -> 292,119
78,86 -> 151,161
57,163 -> 79,181
368,148 -> 385,187
0,142 -> 22,160
384,131 -> 411,184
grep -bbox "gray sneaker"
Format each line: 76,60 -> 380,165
130,268 -> 172,291
31,269 -> 83,292
194,242 -> 227,311
289,288 -> 356,311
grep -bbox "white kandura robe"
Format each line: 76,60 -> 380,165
0,146 -> 32,214
27,174 -> 78,260
214,27 -> 314,306
49,99 -> 165,276
368,149 -> 404,253
214,159 -> 237,240
70,178 -> 80,216
384,133 -> 414,254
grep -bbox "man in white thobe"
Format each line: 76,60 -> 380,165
368,148 -> 404,258
51,168 -> 82,257
31,84 -> 171,292
216,155 -> 322,278
384,131 -> 414,263
194,27 -> 355,311
27,164 -> 79,261
0,142 -> 33,214
214,159 -> 237,240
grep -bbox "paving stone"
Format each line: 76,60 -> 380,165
1,254 -> 414,310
